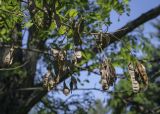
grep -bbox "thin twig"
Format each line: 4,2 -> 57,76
0,44 -> 50,55
0,60 -> 29,71
17,87 -> 137,94
17,87 -> 44,91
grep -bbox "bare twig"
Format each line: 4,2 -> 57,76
0,60 -> 29,71
0,44 -> 50,55
17,87 -> 135,94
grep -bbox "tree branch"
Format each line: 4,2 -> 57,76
16,70 -> 71,114
94,4 -> 160,52
17,5 -> 160,114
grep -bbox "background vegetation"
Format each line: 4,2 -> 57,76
0,0 -> 160,114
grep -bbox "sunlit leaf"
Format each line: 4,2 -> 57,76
58,25 -> 67,35
68,9 -> 78,18
49,21 -> 56,30
24,21 -> 33,28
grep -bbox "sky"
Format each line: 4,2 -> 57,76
29,0 -> 160,113
61,0 -> 160,110
109,0 -> 160,32
77,0 -> 160,99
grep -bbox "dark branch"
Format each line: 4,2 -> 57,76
94,4 -> 160,52
17,4 -> 160,113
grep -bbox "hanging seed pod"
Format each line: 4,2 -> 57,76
58,50 -> 66,61
69,80 -> 73,93
69,76 -> 77,93
43,70 -> 55,91
128,63 -> 140,93
51,48 -> 59,57
74,50 -> 82,59
51,48 -> 66,61
100,79 -> 109,90
95,33 -> 103,47
102,84 -> 109,90
63,81 -> 70,96
99,59 -> 116,90
72,48 -> 82,64
135,61 -> 148,88
3,47 -> 14,65
100,66 -> 108,79
48,79 -> 55,89
71,76 -> 77,89
108,60 -> 116,85
54,74 -> 60,84
43,71 -> 51,88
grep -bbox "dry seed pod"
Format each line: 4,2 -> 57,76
71,76 -> 77,89
69,81 -> 73,93
72,50 -> 82,64
70,76 -> 77,93
55,75 -> 60,84
48,79 -> 55,89
96,33 -> 103,47
100,79 -> 109,90
51,48 -> 59,57
100,67 -> 108,79
74,50 -> 82,59
58,51 -> 66,61
128,63 -> 140,93
108,60 -> 116,85
102,84 -> 109,90
99,59 -> 116,90
100,79 -> 107,84
3,47 -> 14,65
63,81 -> 70,96
51,48 -> 66,61
135,61 -> 148,87
43,71 -> 51,88
43,70 -> 55,91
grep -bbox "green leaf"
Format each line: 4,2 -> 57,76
1,28 -> 6,35
67,29 -> 73,36
24,21 -> 33,28
68,9 -> 78,18
123,0 -> 129,4
49,21 -> 56,30
58,26 -> 67,35
64,43 -> 73,50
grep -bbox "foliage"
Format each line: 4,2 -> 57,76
84,20 -> 160,114
0,0 -> 160,114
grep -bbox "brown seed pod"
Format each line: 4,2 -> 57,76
3,47 -> 14,65
63,81 -> 70,96
100,79 -> 107,85
74,50 -> 82,59
48,79 -> 55,89
100,67 -> 108,79
99,59 -> 116,90
102,84 -> 109,90
72,49 -> 82,64
51,48 -> 66,61
55,75 -> 60,84
43,74 -> 49,88
43,70 -> 55,91
135,61 -> 148,87
70,76 -> 77,93
128,63 -> 140,93
51,48 -> 59,57
100,79 -> 109,90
